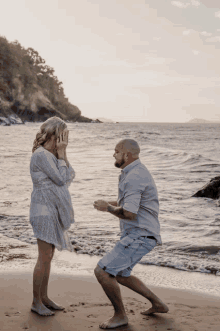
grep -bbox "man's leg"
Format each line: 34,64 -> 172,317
94,265 -> 128,329
116,274 -> 169,315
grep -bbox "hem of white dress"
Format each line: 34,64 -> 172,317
33,234 -> 73,252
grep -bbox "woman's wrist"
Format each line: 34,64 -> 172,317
58,151 -> 65,160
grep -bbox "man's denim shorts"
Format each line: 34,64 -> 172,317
97,227 -> 157,277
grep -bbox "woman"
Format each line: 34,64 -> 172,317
30,116 -> 75,316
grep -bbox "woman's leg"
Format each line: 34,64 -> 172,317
40,244 -> 55,301
40,245 -> 64,310
32,239 -> 55,316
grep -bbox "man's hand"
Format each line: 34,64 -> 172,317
93,200 -> 110,212
94,200 -> 137,220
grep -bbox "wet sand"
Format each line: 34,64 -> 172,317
0,271 -> 220,331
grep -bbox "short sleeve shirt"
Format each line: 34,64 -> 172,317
118,159 -> 162,245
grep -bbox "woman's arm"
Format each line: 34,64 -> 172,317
57,129 -> 75,187
64,150 -> 69,168
34,150 -> 68,186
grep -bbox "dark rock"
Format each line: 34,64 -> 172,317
73,246 -> 82,252
0,97 -> 24,125
76,115 -> 93,123
91,119 -> 103,123
192,176 -> 220,199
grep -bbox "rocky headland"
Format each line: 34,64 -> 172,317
0,36 -> 97,125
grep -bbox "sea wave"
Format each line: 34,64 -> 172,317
1,122 -> 220,277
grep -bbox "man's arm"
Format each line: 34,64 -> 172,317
107,200 -> 118,207
107,204 -> 137,220
93,200 -> 137,221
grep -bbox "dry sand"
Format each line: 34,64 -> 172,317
0,271 -> 220,331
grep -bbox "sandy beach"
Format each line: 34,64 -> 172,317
1,234 -> 220,331
1,271 -> 220,331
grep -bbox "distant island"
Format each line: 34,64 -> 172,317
0,36 -> 95,125
187,118 -> 219,124
96,117 -> 114,123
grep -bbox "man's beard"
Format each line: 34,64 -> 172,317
114,158 -> 125,168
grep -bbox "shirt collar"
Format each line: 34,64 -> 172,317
121,159 -> 140,174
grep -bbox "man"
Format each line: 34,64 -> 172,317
93,139 -> 168,329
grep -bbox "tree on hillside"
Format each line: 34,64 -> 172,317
0,35 -> 84,122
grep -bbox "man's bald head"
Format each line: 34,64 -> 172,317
117,139 -> 140,157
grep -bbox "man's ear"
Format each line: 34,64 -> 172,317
126,152 -> 132,160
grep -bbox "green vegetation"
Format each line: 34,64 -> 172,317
0,35 -> 91,123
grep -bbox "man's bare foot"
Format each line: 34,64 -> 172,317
141,302 -> 169,315
42,297 -> 65,310
31,302 -> 54,316
99,314 -> 128,329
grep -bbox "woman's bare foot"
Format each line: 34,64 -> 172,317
31,301 -> 54,316
99,314 -> 128,329
141,302 -> 169,315
42,297 -> 65,310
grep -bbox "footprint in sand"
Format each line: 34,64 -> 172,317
129,309 -> 135,315
96,303 -> 111,307
5,310 -> 21,317
87,314 -> 98,318
63,307 -> 78,314
69,302 -> 86,307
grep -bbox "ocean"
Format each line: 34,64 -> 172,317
1,122 -> 220,277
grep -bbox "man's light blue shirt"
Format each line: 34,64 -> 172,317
117,159 -> 162,245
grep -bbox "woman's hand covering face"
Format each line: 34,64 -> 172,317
57,129 -> 69,152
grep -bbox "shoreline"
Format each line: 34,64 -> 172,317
1,233 -> 220,298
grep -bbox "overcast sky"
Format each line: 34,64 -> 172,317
1,0 -> 220,122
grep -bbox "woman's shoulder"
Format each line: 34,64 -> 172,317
31,146 -> 56,162
32,146 -> 46,158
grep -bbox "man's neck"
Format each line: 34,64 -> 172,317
121,157 -> 139,170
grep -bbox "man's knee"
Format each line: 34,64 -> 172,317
94,265 -> 115,281
116,275 -> 130,284
94,265 -> 103,278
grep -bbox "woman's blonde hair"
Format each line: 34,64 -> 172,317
32,116 -> 67,153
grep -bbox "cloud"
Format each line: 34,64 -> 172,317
144,56 -> 168,65
182,30 -> 193,35
171,0 -> 200,8
200,31 -> 212,36
192,50 -> 199,55
171,1 -> 190,8
215,11 -> 220,18
206,36 -> 220,42
191,0 -> 200,7
200,0 -> 220,9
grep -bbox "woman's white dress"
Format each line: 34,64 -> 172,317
29,146 -> 75,251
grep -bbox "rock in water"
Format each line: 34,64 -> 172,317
192,176 -> 220,199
